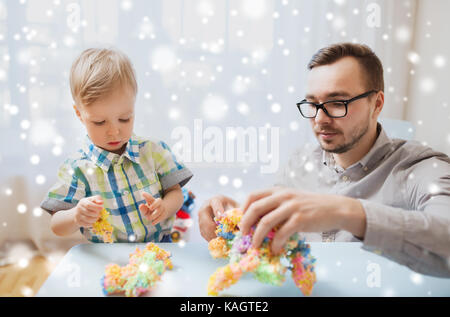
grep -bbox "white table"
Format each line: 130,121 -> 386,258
37,242 -> 450,297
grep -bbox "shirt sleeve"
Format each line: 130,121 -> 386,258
360,153 -> 450,277
151,140 -> 193,191
40,160 -> 87,215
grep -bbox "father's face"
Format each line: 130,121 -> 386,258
305,57 -> 375,154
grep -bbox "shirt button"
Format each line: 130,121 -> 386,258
123,190 -> 129,195
363,166 -> 368,172
342,175 -> 349,181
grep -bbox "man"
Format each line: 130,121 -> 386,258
198,43 -> 450,277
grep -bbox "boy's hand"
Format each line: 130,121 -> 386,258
139,192 -> 168,226
74,195 -> 103,228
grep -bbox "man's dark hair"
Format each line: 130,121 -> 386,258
308,43 -> 384,92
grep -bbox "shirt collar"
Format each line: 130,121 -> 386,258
322,122 -> 393,172
82,134 -> 140,172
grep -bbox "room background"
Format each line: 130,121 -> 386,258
0,0 -> 449,267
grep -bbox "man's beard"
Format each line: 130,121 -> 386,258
319,122 -> 369,154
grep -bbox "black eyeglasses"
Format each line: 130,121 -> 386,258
296,90 -> 378,118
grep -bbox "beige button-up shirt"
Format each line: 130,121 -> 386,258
276,122 -> 450,277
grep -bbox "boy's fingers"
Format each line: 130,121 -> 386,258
142,192 -> 155,205
149,208 -> 162,221
149,198 -> 162,211
91,195 -> 103,205
81,208 -> 100,220
139,204 -> 150,217
151,210 -> 165,225
86,202 -> 103,213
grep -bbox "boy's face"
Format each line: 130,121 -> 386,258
74,85 -> 135,155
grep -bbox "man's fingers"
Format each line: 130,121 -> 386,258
241,188 -> 275,212
223,196 -> 239,208
271,215 -> 303,255
198,211 -> 218,242
239,194 -> 283,235
210,198 -> 225,218
250,202 -> 293,248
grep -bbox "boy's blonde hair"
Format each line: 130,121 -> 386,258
70,48 -> 138,106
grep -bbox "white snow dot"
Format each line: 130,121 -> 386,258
33,207 -> 43,217
242,0 -> 267,19
420,77 -> 436,94
30,155 -> 40,165
271,103 -> 281,113
410,273 -> 424,285
383,288 -> 395,297
21,286 -> 33,297
35,175 -> 46,185
5,188 -> 12,196
20,120 -> 31,130
8,105 -> 19,115
408,52 -> 420,64
128,234 -> 136,242
396,26 -> 411,43
121,0 -> 133,11
218,175 -> 229,186
428,183 -> 440,194
237,102 -> 250,115
232,178 -> 242,188
289,121 -> 299,131
434,55 -> 446,68
178,240 -> 186,248
17,204 -> 27,214
304,161 -> 314,172
202,95 -> 228,121
139,263 -> 149,272
169,108 -> 180,120
151,46 -> 177,73
52,146 -> 62,156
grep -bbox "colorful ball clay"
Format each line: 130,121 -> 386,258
207,208 -> 317,296
102,243 -> 173,297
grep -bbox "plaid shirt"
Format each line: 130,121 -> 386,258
41,134 -> 193,243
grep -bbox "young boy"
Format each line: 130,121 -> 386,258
40,48 -> 193,243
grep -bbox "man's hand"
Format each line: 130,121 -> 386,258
198,195 -> 239,241
239,187 -> 367,254
140,192 -> 168,226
